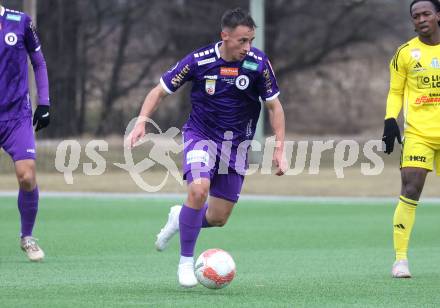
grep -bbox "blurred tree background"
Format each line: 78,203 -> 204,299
5,0 -> 413,137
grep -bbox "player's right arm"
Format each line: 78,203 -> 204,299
386,44 -> 408,120
128,54 -> 196,148
383,44 -> 408,154
128,84 -> 169,148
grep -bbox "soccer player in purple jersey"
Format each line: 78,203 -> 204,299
0,5 -> 50,261
128,8 -> 286,287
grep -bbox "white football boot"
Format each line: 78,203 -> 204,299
392,260 -> 412,278
20,236 -> 45,262
155,205 -> 181,251
178,260 -> 198,288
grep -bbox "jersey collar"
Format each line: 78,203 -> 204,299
0,6 -> 5,17
215,41 -> 221,59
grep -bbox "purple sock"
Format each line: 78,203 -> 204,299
201,203 -> 213,228
179,205 -> 204,257
18,187 -> 39,238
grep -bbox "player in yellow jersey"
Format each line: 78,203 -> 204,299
383,0 -> 440,278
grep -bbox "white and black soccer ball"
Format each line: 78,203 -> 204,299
194,249 -> 236,289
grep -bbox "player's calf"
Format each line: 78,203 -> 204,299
206,216 -> 228,227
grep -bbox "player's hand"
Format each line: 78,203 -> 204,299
273,148 -> 287,176
33,105 -> 50,132
382,118 -> 402,154
126,122 -> 146,148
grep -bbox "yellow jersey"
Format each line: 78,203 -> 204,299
386,36 -> 440,142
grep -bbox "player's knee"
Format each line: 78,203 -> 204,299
402,184 -> 422,201
210,217 -> 228,227
188,185 -> 209,205
17,170 -> 36,191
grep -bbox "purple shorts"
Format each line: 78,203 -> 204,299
0,117 -> 36,161
183,130 -> 245,203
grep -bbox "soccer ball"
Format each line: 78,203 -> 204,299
194,249 -> 236,289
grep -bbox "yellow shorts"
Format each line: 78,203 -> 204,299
401,136 -> 440,175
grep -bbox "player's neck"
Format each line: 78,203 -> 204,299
419,29 -> 440,46
219,43 -> 235,62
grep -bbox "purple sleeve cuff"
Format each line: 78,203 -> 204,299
29,50 -> 50,105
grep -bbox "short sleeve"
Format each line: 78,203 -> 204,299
24,15 -> 41,53
160,53 -> 196,94
257,57 -> 280,102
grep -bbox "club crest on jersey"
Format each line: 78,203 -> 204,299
411,49 -> 421,61
431,58 -> 440,69
235,75 -> 250,90
205,79 -> 216,95
4,32 -> 18,46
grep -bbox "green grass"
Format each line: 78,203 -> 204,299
1,196 -> 440,307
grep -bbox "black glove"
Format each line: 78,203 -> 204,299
382,118 -> 401,154
33,105 -> 50,132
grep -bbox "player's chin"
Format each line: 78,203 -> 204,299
417,26 -> 432,36
238,53 -> 247,60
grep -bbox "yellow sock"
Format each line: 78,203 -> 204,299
393,196 -> 418,261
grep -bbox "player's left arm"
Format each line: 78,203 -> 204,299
382,45 -> 408,154
24,15 -> 50,131
258,56 -> 287,175
265,98 -> 287,176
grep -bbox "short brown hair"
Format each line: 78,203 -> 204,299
221,8 -> 256,30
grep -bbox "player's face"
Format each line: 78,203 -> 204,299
221,26 -> 255,61
411,1 -> 440,37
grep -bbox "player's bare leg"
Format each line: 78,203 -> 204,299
400,167 -> 427,201
205,196 -> 235,227
155,178 -> 211,252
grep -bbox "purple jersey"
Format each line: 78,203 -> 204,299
0,6 -> 41,121
160,42 -> 280,147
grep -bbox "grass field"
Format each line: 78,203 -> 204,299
1,196 -> 440,307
